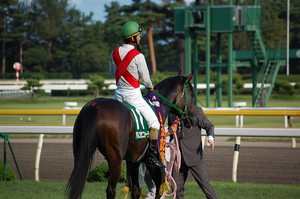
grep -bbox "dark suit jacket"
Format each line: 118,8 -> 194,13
169,106 -> 215,166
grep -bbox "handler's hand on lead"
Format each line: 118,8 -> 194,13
208,140 -> 215,151
166,123 -> 178,136
170,124 -> 178,134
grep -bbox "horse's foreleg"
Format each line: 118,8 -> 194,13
127,162 -> 141,199
106,160 -> 123,199
147,166 -> 163,199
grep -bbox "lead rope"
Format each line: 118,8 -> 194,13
163,132 -> 181,199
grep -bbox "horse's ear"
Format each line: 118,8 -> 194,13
177,70 -> 182,76
185,72 -> 193,83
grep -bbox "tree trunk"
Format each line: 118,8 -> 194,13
2,42 -> 5,74
147,26 -> 156,75
2,16 -> 6,74
48,41 -> 52,58
19,38 -> 23,73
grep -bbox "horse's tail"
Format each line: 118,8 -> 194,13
66,105 -> 99,199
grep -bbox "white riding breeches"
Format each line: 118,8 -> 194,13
114,87 -> 160,130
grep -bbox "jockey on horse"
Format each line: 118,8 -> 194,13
109,21 -> 165,168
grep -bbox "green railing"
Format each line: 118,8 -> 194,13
245,11 -> 284,107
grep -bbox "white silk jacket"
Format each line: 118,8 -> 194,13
109,44 -> 153,89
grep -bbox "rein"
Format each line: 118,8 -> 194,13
141,82 -> 190,116
163,131 -> 181,199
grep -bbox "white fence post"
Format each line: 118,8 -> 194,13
232,102 -> 246,183
63,102 -> 80,125
232,136 -> 241,182
35,134 -> 44,181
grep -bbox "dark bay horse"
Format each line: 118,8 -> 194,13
66,73 -> 195,199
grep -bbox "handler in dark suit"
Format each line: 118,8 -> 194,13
168,106 -> 217,199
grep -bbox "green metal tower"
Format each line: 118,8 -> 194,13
174,0 -> 286,107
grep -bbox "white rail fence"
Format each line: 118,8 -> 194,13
0,107 -> 299,182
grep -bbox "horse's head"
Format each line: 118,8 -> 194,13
154,73 -> 196,126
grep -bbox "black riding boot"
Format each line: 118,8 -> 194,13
146,140 -> 166,168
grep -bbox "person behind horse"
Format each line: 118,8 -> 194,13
109,21 -> 165,168
168,106 -> 218,199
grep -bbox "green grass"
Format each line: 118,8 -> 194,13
0,97 -> 91,127
196,94 -> 300,128
0,97 -> 92,109
196,94 -> 300,108
0,181 -> 299,199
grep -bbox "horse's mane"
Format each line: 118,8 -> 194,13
154,75 -> 194,97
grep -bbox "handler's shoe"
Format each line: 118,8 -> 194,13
145,192 -> 155,199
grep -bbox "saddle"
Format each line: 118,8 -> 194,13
123,92 -> 164,140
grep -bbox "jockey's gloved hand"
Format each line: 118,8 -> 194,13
147,87 -> 154,91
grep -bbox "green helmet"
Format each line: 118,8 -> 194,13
121,21 -> 143,39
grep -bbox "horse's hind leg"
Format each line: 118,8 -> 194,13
106,159 -> 123,199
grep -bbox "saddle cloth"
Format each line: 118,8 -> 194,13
124,102 -> 150,139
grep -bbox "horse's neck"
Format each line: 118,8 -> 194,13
161,94 -> 175,123
160,90 -> 177,123
162,107 -> 170,123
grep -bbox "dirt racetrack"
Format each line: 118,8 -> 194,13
1,137 -> 299,185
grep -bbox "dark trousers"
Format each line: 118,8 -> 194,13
172,157 -> 217,199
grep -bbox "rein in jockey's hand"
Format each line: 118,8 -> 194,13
147,87 -> 154,91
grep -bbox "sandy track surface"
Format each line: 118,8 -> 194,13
1,137 -> 299,185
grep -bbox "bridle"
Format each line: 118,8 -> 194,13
142,82 -> 190,119
151,82 -> 195,128
173,83 -> 189,116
